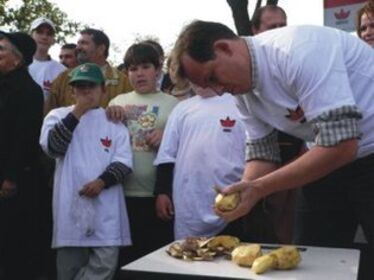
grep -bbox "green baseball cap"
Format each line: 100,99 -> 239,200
69,63 -> 105,85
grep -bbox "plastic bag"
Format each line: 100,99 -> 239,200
71,194 -> 96,237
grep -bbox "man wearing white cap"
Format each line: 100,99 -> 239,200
29,16 -> 65,101
28,17 -> 66,280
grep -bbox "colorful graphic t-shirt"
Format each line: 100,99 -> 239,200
109,91 -> 178,197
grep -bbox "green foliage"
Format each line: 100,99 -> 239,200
0,0 -> 83,43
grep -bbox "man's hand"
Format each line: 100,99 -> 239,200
79,179 -> 105,198
155,194 -> 174,221
106,105 -> 126,123
214,180 -> 263,222
145,128 -> 163,149
0,179 -> 17,199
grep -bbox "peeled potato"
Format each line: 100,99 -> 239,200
206,235 -> 240,250
252,254 -> 276,274
231,244 -> 262,267
215,192 -> 240,211
270,246 -> 301,270
251,246 -> 301,274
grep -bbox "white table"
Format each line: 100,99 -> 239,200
121,244 -> 360,280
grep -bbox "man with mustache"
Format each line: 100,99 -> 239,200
45,28 -> 132,114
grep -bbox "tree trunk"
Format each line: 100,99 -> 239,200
226,0 -> 279,36
226,0 -> 252,35
266,0 -> 278,5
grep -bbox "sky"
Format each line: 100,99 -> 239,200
49,0 -> 324,64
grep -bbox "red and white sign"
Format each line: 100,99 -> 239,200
324,0 -> 367,32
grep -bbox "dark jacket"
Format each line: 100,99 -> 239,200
0,67 -> 44,186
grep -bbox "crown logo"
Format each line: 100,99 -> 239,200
220,117 -> 236,131
335,9 -> 350,20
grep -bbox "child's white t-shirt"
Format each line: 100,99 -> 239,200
40,107 -> 133,248
155,94 -> 246,239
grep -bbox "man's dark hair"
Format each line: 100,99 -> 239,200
80,28 -> 110,58
174,20 -> 238,63
61,43 -> 77,50
124,42 -> 160,70
173,20 -> 238,79
251,5 -> 287,30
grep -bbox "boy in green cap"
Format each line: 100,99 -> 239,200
40,63 -> 133,280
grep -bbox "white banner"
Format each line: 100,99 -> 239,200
324,0 -> 366,32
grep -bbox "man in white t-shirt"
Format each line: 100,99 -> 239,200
28,16 -> 66,279
29,17 -> 65,100
173,21 -> 374,259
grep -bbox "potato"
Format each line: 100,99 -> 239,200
231,244 -> 262,267
214,192 -> 240,211
206,235 -> 240,250
252,254 -> 276,274
251,246 -> 301,274
270,246 -> 301,270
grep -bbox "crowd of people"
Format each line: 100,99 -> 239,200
0,1 -> 374,280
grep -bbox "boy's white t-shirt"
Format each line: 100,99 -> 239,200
237,25 -> 374,158
155,94 -> 246,239
40,107 -> 133,248
29,59 -> 65,100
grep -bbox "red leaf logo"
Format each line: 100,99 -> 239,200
285,106 -> 306,123
100,137 -> 112,148
43,80 -> 52,90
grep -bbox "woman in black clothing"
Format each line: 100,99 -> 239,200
0,31 -> 44,280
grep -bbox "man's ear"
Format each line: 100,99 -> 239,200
213,40 -> 233,56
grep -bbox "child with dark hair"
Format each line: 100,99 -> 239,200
107,42 -> 178,264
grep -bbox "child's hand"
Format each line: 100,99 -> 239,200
79,179 -> 105,198
72,93 -> 97,119
106,105 -> 126,123
155,194 -> 174,221
145,128 -> 164,149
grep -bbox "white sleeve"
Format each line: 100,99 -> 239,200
112,124 -> 133,169
235,94 -> 273,140
154,106 -> 181,165
39,110 -> 62,156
